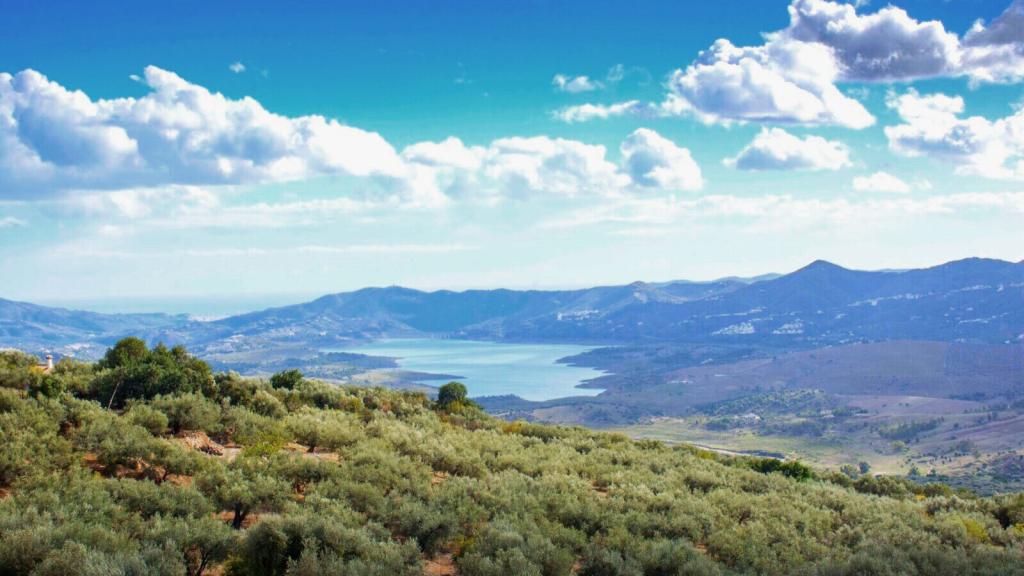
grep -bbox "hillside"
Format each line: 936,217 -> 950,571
489,340 -> 1024,493
1,341 -> 1023,575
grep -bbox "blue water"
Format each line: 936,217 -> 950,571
339,338 -> 604,401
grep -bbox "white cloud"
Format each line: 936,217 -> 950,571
572,1 -> 1024,127
73,128 -> 703,227
472,136 -> 627,199
663,38 -> 875,129
0,66 -> 406,199
543,191 -> 1024,231
0,216 -> 26,228
229,62 -> 246,74
884,89 -> 1024,180
962,0 -> 1024,84
783,0 -> 960,81
552,74 -> 601,93
781,0 -> 1024,84
70,185 -> 220,220
401,129 -> 702,200
402,135 -> 620,201
0,67 -> 708,209
554,100 -> 645,123
604,64 -> 651,85
401,137 -> 484,171
966,1 -> 1024,47
619,128 -> 703,191
852,171 -> 911,193
724,128 -> 851,171
54,243 -> 474,260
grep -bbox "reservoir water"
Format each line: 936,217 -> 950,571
340,338 -> 604,401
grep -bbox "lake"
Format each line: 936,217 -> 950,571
339,338 -> 604,401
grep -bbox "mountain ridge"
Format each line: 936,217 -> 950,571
2,257 -> 1022,358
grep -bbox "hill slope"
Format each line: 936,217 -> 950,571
1,345 -> 1022,575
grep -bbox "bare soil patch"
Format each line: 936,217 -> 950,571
424,552 -> 457,575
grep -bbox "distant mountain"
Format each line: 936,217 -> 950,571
159,278 -> 748,350
161,257 -> 1024,353
2,258 -> 1022,359
0,298 -> 186,356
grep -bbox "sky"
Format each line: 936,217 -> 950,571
1,0 -> 1023,308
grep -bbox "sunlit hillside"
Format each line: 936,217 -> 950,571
1,341 -> 1022,575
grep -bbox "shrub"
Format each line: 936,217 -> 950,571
750,458 -> 813,481
437,381 -> 478,412
250,390 -> 287,419
150,393 -> 221,435
126,403 -> 170,435
270,369 -> 303,391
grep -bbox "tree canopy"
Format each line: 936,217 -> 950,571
436,381 -> 477,412
92,339 -> 215,408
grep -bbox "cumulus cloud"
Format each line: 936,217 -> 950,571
403,136 -> 607,201
619,128 -> 703,191
962,0 -> 1024,84
228,62 -> 246,74
72,129 -> 705,229
402,132 -> 692,200
663,38 -> 875,128
786,0 -> 1024,83
0,216 -> 26,228
0,66 -> 406,199
884,89 -> 1024,180
572,1 -> 1024,127
0,67 -> 705,206
554,100 -> 646,123
783,0 -> 960,81
852,171 -> 911,193
552,74 -> 601,93
724,128 -> 851,171
402,137 -> 484,171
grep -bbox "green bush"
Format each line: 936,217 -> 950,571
750,458 -> 813,481
126,403 -> 170,435
92,339 -> 214,407
436,381 -> 480,412
270,369 -> 303,391
150,393 -> 221,435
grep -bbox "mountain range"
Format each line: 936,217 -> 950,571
3,257 -> 1022,360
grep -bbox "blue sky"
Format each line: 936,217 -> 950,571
1,0 -> 1023,307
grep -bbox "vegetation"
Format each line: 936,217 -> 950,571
878,418 -> 945,442
0,340 -> 1022,575
436,381 -> 477,412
